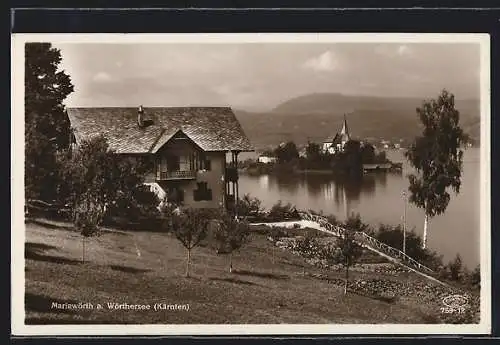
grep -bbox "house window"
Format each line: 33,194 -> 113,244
204,159 -> 211,171
198,154 -> 211,171
193,182 -> 212,201
179,155 -> 190,171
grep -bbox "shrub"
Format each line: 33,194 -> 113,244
468,265 -> 481,289
293,234 -> 321,259
373,223 -> 444,270
269,226 -> 291,240
237,194 -> 264,218
320,243 -> 344,265
268,200 -> 299,221
343,212 -> 374,236
447,253 -> 464,282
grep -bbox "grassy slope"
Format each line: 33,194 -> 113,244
25,220 -> 477,324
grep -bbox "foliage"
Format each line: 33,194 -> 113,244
213,213 -> 251,272
337,229 -> 363,268
237,194 -> 264,218
374,151 -> 389,164
213,214 -> 251,254
305,141 -> 322,161
293,234 -> 321,260
170,208 -> 212,277
468,265 -> 481,289
61,135 -> 160,227
343,212 -> 374,236
329,140 -> 364,178
376,224 -> 421,257
372,223 -> 444,270
360,144 -> 376,164
274,141 -> 299,164
267,200 -> 299,220
25,43 -> 74,201
337,227 -> 363,294
404,89 -> 468,247
447,253 -> 464,281
72,192 -> 106,237
320,243 -> 344,266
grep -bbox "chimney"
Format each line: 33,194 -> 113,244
137,105 -> 145,128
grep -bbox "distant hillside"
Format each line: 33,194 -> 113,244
235,93 -> 480,150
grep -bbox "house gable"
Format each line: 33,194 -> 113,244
150,129 -> 204,154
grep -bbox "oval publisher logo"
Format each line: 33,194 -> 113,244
441,294 -> 469,314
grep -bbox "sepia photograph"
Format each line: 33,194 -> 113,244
11,33 -> 491,335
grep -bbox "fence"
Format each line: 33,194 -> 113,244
298,211 -> 434,274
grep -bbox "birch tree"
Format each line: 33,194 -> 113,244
405,89 -> 468,249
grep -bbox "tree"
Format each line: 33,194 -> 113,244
274,141 -> 299,164
447,253 -> 464,282
73,191 -> 107,263
337,227 -> 363,294
338,140 -> 363,177
170,208 -> 211,277
61,135 -> 158,262
360,144 -> 376,164
305,141 -> 322,161
405,90 -> 468,249
25,43 -> 74,201
294,233 -> 322,275
213,213 -> 251,273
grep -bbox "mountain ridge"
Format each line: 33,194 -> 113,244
233,93 -> 480,150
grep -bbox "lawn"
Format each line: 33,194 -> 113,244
24,218 -> 479,324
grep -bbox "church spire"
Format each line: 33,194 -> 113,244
340,114 -> 350,141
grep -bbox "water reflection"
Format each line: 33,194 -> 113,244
258,171 -> 395,209
258,175 -> 269,189
238,149 -> 479,268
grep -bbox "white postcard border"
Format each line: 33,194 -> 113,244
11,32 -> 492,336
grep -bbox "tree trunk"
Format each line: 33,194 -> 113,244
185,248 -> 191,277
423,213 -> 429,249
229,252 -> 233,273
344,259 -> 349,295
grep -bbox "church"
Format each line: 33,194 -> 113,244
322,115 -> 351,155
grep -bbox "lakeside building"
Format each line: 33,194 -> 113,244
67,106 -> 254,210
258,155 -> 278,164
322,114 -> 351,155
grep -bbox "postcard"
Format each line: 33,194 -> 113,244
11,33 -> 491,335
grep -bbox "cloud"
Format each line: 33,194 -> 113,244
375,44 -> 413,58
92,71 -> 113,83
303,51 -> 339,72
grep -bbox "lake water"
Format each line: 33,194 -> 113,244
238,149 -> 480,268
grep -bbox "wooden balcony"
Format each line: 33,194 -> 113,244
156,170 -> 196,180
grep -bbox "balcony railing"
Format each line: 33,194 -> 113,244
156,170 -> 196,180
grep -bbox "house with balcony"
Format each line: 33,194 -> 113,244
66,106 -> 254,211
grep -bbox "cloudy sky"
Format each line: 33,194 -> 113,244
55,42 -> 480,111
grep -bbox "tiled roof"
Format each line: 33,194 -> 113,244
324,133 -> 341,144
67,107 -> 254,154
